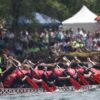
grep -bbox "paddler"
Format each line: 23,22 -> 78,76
53,62 -> 70,87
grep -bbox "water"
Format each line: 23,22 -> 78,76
0,89 -> 100,100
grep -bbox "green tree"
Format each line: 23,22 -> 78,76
0,0 -> 99,32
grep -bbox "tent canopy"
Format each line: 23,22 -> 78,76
62,5 -> 98,32
62,5 -> 97,24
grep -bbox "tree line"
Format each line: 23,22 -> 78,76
0,0 -> 100,31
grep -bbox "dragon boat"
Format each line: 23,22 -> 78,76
0,85 -> 100,96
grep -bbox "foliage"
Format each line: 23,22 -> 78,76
0,0 -> 100,31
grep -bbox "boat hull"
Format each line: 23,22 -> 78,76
0,85 -> 100,96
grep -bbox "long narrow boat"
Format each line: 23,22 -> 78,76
0,85 -> 100,96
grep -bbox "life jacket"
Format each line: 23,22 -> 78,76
3,67 -> 31,88
76,67 -> 84,74
44,70 -> 53,78
3,70 -> 17,88
54,67 -> 65,76
14,69 -> 22,78
22,69 -> 31,75
67,67 -> 76,76
34,67 -> 44,78
90,68 -> 100,75
15,68 -> 31,78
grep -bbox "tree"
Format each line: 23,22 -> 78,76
0,0 -> 99,32
94,0 -> 100,14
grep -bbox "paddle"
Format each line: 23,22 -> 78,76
78,74 -> 90,85
95,74 -> 100,81
11,61 -> 39,90
91,75 -> 100,84
41,81 -> 53,92
49,84 -> 56,91
68,77 -> 81,90
90,72 -> 100,84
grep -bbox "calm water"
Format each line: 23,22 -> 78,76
0,89 -> 100,100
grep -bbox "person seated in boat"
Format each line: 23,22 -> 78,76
0,54 -> 17,88
53,63 -> 71,87
64,59 -> 89,86
73,56 -> 98,85
22,60 -> 52,88
62,57 -> 78,79
31,64 -> 44,85
0,53 -> 3,87
86,57 -> 100,75
67,62 -> 78,78
62,56 -> 82,85
11,57 -> 43,88
2,56 -> 36,88
41,66 -> 57,87
0,66 -> 4,88
79,57 -> 100,85
26,61 -> 57,91
1,55 -> 20,88
73,56 -> 87,75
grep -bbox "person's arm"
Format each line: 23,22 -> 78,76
58,76 -> 70,80
87,57 -> 96,65
3,54 -> 8,60
32,78 -> 43,83
9,56 -> 21,67
84,71 -> 92,78
62,56 -> 71,66
27,60 -> 35,66
74,56 -> 81,63
3,54 -> 13,69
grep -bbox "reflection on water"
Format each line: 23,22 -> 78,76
0,89 -> 100,100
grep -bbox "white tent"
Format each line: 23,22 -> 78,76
62,5 -> 98,32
